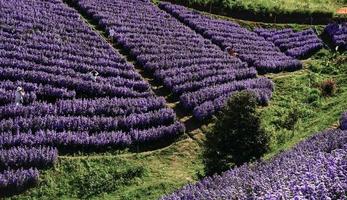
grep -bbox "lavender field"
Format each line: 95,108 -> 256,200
0,0 -> 346,199
162,129 -> 347,199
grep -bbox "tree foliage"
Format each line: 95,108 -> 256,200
203,91 -> 270,175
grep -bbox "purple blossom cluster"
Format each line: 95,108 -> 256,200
324,22 -> 347,51
162,129 -> 347,199
254,28 -> 323,58
159,2 -> 302,74
341,112 -> 347,130
0,147 -> 57,170
0,168 -> 39,196
76,0 -> 274,120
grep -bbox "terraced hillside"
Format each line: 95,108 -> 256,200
0,0 -> 346,199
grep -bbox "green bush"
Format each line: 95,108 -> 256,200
320,79 -> 337,97
203,91 -> 270,175
282,107 -> 301,130
306,88 -> 321,105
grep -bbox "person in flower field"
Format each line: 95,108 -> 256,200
89,69 -> 99,81
226,47 -> 238,57
15,86 -> 25,106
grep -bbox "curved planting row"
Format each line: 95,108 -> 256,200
76,0 -> 274,120
162,129 -> 347,199
324,22 -> 347,51
0,0 -> 184,194
0,168 -> 39,196
254,28 -> 323,58
0,147 -> 57,171
159,2 -> 302,74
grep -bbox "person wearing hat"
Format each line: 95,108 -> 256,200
89,69 -> 99,82
226,47 -> 238,57
15,86 -> 25,106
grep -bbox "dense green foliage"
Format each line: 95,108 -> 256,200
203,91 -> 270,175
163,0 -> 345,23
262,49 -> 347,156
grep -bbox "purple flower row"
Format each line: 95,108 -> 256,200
0,89 -> 37,106
193,88 -> 273,120
159,2 -> 302,74
0,146 -> 57,170
155,62 -> 248,81
0,46 -> 128,71
0,122 -> 184,149
180,77 -> 274,109
254,28 -> 323,58
173,68 -> 258,95
162,129 -> 347,199
0,58 -> 149,92
0,67 -> 151,99
0,81 -> 76,106
0,168 -> 39,196
324,23 -> 347,51
0,96 -> 166,119
0,108 -> 176,133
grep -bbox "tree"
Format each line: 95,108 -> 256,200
203,91 -> 270,175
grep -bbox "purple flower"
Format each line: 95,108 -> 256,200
160,2 -> 302,73
76,0 -> 274,120
162,129 -> 347,199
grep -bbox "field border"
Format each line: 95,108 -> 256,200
158,0 -> 347,25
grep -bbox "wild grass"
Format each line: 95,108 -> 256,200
160,0 -> 346,23
223,0 -> 341,14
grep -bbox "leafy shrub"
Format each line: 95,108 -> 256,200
203,91 -> 270,175
320,79 -> 337,96
271,101 -> 307,131
306,88 -> 320,105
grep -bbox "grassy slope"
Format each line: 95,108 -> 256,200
164,0 -> 343,13
160,0 -> 346,24
222,0 -> 343,14
11,12 -> 347,200
12,135 -> 204,200
263,50 -> 347,158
